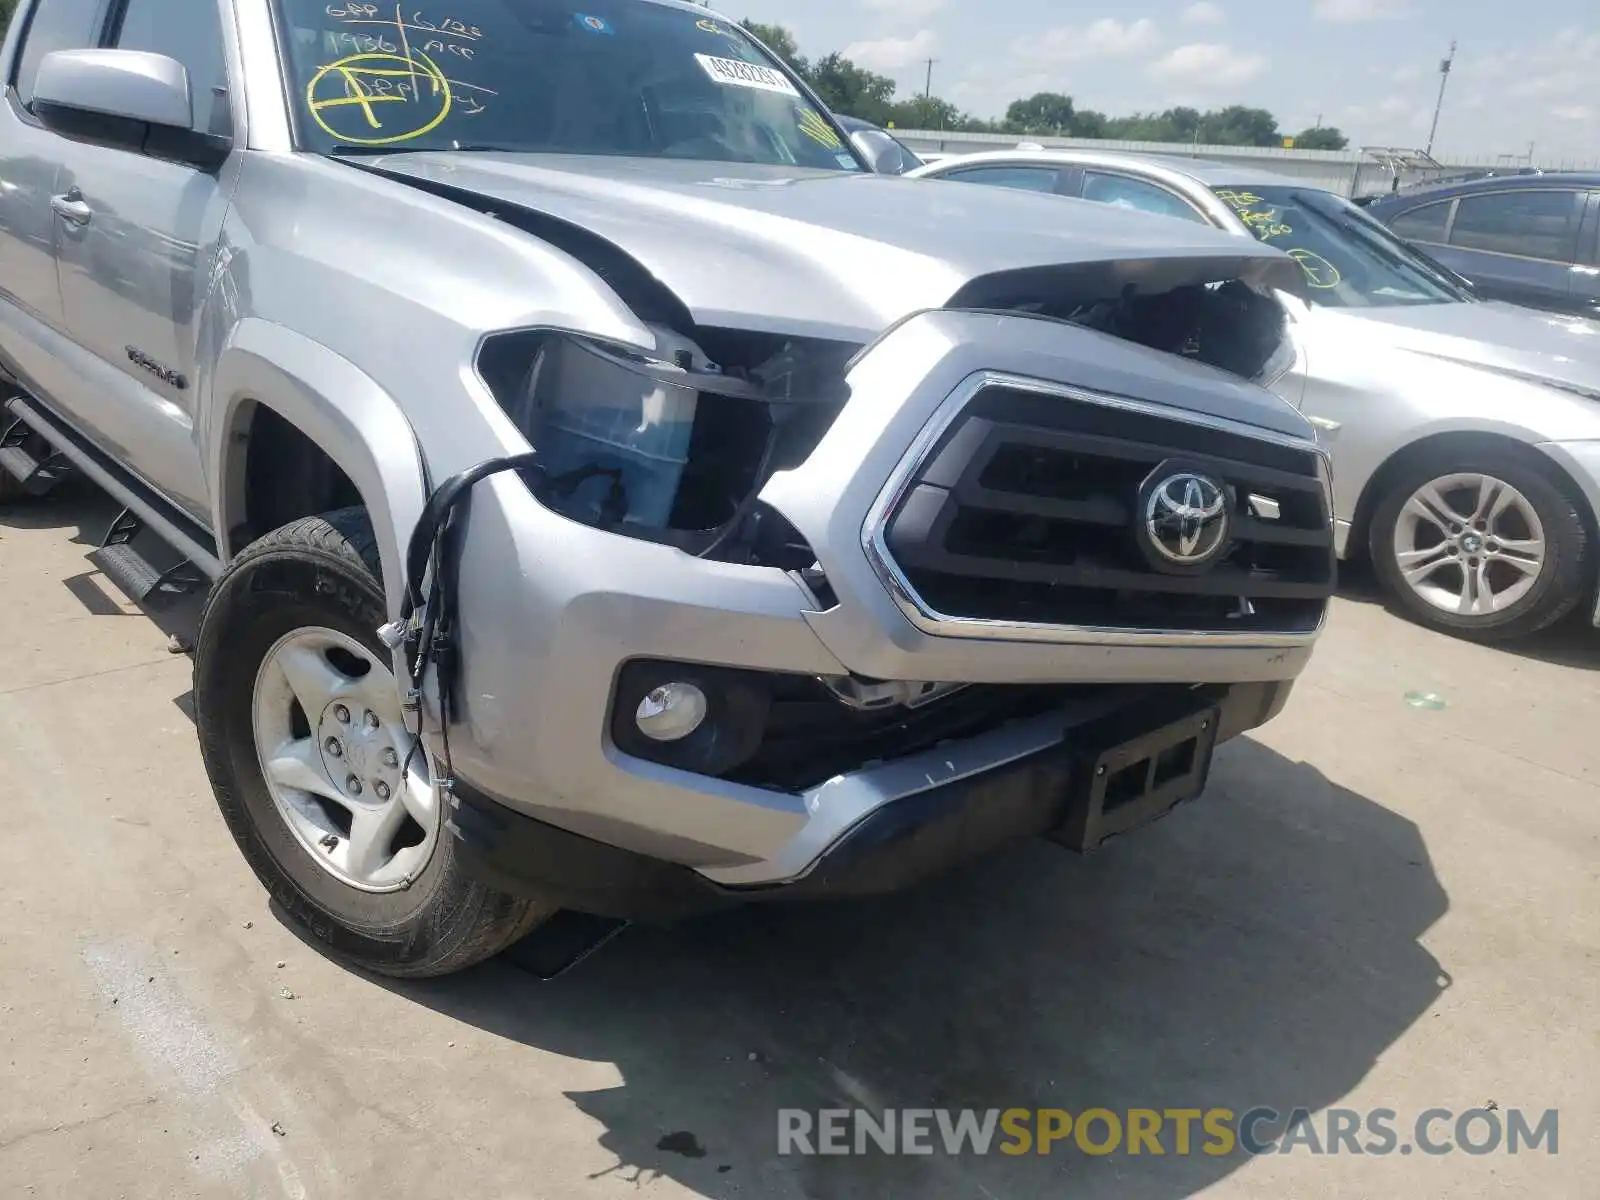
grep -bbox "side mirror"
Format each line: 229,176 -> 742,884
849,129 -> 907,175
32,49 -> 231,172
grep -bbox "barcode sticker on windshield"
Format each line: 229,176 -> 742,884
694,53 -> 800,96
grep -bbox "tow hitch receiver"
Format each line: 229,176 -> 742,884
1052,697 -> 1221,852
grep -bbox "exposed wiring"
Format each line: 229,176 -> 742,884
381,451 -> 541,795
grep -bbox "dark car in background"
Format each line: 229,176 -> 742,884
1365,174 -> 1600,319
834,115 -> 924,175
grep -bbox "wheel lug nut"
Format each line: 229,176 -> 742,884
364,710 -> 380,730
324,737 -> 343,758
333,704 -> 351,724
346,775 -> 363,795
381,748 -> 400,769
374,781 -> 391,801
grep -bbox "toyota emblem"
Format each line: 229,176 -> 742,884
1138,465 -> 1232,572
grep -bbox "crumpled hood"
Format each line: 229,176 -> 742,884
1347,300 -> 1600,400
357,153 -> 1305,341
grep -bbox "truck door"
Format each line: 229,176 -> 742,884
0,0 -> 104,404
50,0 -> 240,522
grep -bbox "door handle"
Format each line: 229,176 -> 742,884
50,191 -> 92,226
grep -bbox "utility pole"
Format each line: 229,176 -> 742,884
1425,40 -> 1456,157
923,57 -> 938,99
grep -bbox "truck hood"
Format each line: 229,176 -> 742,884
1344,300 -> 1600,400
357,153 -> 1305,342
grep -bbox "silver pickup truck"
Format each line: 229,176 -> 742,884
0,0 -> 1335,977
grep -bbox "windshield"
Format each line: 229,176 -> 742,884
274,1 -> 863,170
1211,184 -> 1470,308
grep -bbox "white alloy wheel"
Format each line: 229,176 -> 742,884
1391,472 -> 1547,618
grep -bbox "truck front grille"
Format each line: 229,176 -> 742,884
875,379 -> 1336,638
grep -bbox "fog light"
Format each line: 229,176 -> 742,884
634,682 -> 708,742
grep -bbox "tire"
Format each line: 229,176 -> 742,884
1369,446 -> 1590,642
194,507 -> 553,977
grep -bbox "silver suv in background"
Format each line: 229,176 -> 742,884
912,149 -> 1600,642
0,0 -> 1333,977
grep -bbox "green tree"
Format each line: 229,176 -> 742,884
1004,92 -> 1076,135
806,52 -> 897,125
1292,125 -> 1350,150
739,20 -> 808,76
886,95 -> 962,132
1197,105 -> 1281,146
0,0 -> 16,34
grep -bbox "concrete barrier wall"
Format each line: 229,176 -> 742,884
891,129 -> 1600,199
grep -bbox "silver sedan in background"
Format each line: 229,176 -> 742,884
909,149 -> 1600,642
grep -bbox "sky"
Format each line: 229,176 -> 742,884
724,0 -> 1600,164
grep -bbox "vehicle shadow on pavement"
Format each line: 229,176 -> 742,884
2,485 -> 205,645
1337,557 -> 1600,671
369,737 -> 1450,1199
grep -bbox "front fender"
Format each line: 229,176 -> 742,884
207,317 -> 428,615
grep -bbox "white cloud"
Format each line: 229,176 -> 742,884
861,0 -> 947,19
1314,0 -> 1411,22
842,29 -> 938,71
1014,17 -> 1159,64
1146,42 -> 1266,86
1552,104 -> 1593,121
1181,2 -> 1226,25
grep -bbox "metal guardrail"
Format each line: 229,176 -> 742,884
890,130 -> 1600,199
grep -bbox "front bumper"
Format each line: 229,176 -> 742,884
448,679 -> 1294,920
442,310 -> 1332,886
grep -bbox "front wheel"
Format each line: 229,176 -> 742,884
1369,449 -> 1590,641
193,508 -> 552,977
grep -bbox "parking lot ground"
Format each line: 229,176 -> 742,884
2,487 -> 1597,1199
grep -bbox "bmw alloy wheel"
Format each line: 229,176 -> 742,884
1391,472 -> 1546,618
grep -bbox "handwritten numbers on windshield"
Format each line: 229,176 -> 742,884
325,6 -> 484,40
1288,249 -> 1341,289
307,50 -> 453,146
1214,189 -> 1293,242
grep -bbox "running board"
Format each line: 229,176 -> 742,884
88,507 -> 207,609
1,414 -> 73,495
3,395 -> 221,579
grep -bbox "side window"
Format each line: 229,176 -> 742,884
11,0 -> 108,109
941,166 -> 1061,193
1082,172 -> 1207,224
109,0 -> 231,136
1388,200 -> 1451,244
1449,190 -> 1581,263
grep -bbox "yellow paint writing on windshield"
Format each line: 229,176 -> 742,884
797,108 -> 842,149
1288,248 -> 1341,289
308,50 -> 452,145
325,6 -> 484,41
1237,207 -> 1293,240
1214,188 -> 1293,241
1213,189 -> 1260,208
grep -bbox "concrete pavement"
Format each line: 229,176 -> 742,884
1,485 -> 1595,1198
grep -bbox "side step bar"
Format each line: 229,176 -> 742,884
89,507 -> 209,610
1,414 -> 74,495
3,396 -> 222,599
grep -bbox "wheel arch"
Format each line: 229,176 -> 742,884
207,318 -> 429,615
1345,427 -> 1599,564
